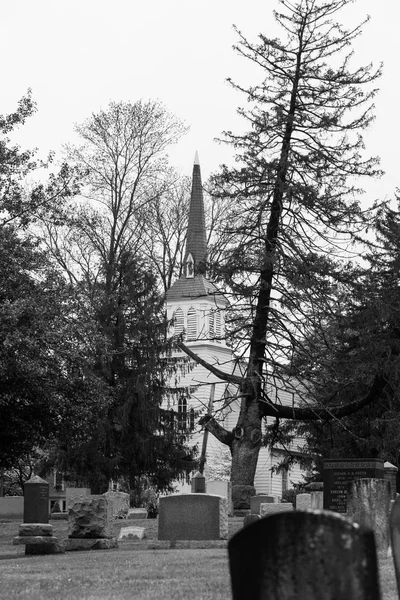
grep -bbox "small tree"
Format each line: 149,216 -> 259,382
180,0 -> 385,506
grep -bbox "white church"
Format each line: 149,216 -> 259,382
165,154 -> 306,499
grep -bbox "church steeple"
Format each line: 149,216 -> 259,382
184,152 -> 207,278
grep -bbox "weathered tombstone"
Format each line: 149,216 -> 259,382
347,478 -> 391,555
250,495 -> 276,515
243,514 -> 260,528
68,495 -> 114,538
323,458 -> 384,512
310,491 -> 323,510
102,490 -> 130,519
158,493 -> 228,540
296,493 -> 311,510
64,494 -> 117,551
24,475 -> 49,523
228,511 -> 381,600
66,487 -> 91,509
389,495 -> 400,597
384,461 -> 398,500
260,503 -> 293,517
191,471 -> 206,493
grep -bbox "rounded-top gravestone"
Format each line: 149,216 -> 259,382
24,476 -> 49,524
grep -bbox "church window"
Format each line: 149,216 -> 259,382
189,407 -> 195,431
187,307 -> 197,340
178,397 -> 187,431
186,253 -> 194,278
173,308 -> 184,336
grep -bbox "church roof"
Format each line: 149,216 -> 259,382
184,154 -> 207,272
166,274 -> 219,300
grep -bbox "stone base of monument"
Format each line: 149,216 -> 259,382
64,537 -> 118,551
13,523 -> 65,555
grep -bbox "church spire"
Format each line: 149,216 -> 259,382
184,152 -> 207,278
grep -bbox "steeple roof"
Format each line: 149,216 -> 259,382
167,153 -> 225,303
184,153 -> 207,273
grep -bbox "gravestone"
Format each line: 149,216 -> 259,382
243,514 -> 260,528
310,491 -> 323,510
260,503 -> 293,517
128,508 -> 147,519
65,494 -> 117,551
296,493 -> 311,510
323,458 -> 384,512
191,471 -> 206,493
117,526 -> 145,540
389,495 -> 400,596
102,490 -> 130,519
207,480 -> 233,516
68,495 -> 113,538
158,493 -> 228,540
347,478 -> 391,555
250,495 -> 276,515
228,511 -> 381,600
384,461 -> 398,499
23,475 -> 49,523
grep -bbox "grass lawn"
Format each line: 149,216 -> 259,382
0,518 -> 398,599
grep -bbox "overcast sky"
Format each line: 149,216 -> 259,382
2,0 -> 399,205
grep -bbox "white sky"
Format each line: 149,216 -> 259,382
2,0 -> 399,205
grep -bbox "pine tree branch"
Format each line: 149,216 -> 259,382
259,374 -> 387,421
178,341 -> 243,385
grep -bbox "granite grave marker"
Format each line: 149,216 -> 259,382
323,458 -> 384,512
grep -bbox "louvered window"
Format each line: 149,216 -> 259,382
215,310 -> 221,342
173,308 -> 184,336
187,307 -> 197,340
209,310 -> 215,339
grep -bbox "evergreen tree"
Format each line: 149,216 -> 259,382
181,0 -> 385,506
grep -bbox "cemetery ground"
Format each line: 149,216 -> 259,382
0,518 -> 397,600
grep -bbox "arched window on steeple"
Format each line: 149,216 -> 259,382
186,253 -> 194,278
173,308 -> 184,336
187,307 -> 197,340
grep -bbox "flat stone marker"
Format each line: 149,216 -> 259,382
229,510 -> 381,600
390,495 -> 400,596
158,494 -> 228,540
260,503 -> 293,517
118,526 -> 145,540
127,508 -> 147,519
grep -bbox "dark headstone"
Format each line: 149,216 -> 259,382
23,476 -> 49,524
229,511 -> 380,600
191,471 -> 206,493
158,493 -> 228,540
323,459 -> 384,512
